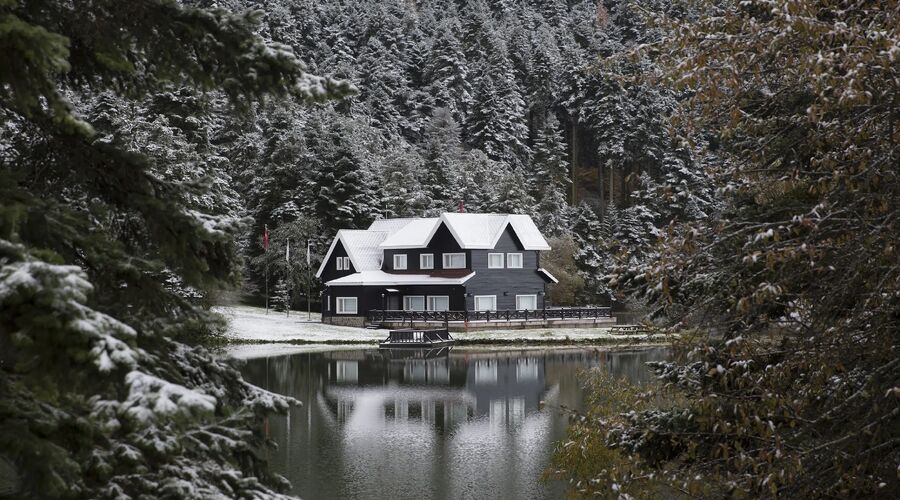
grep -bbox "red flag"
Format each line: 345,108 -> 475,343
263,224 -> 269,251
458,200 -> 465,213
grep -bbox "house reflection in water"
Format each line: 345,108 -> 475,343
241,346 -> 669,500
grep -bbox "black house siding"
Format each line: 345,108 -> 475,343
383,223 -> 470,271
319,240 -> 356,282
463,226 -> 546,310
323,284 -> 466,318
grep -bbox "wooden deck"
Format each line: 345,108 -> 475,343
367,307 -> 613,325
379,328 -> 455,348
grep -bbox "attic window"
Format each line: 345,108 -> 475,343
506,253 -> 523,269
393,254 -> 408,270
336,256 -> 351,270
488,253 -> 504,268
420,254 -> 434,269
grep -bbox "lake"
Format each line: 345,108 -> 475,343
240,345 -> 670,499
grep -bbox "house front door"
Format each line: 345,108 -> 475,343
386,295 -> 400,310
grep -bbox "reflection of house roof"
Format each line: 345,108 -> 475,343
326,270 -> 475,286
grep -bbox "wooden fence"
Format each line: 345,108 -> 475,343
366,307 -> 612,324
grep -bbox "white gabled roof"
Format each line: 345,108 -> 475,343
315,229 -> 388,278
379,217 -> 441,249
441,213 -> 551,250
368,218 -> 417,234
317,213 -> 551,279
326,270 -> 475,286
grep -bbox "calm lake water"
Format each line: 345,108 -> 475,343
240,346 -> 670,500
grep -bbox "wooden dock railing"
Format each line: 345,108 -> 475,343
367,307 -> 612,324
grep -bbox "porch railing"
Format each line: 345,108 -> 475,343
366,307 -> 612,324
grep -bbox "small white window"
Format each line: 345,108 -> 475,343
487,253 -> 504,268
516,294 -> 537,310
403,296 -> 425,311
336,297 -> 357,314
443,252 -> 466,269
428,296 -> 450,311
393,254 -> 408,270
474,295 -> 497,311
326,295 -> 330,311
506,253 -> 523,269
336,257 -> 343,271
337,256 -> 350,270
420,254 -> 434,269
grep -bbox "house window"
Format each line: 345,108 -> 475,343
420,254 -> 434,270
516,294 -> 537,311
336,256 -> 350,271
403,296 -> 425,311
336,297 -> 357,314
343,257 -> 351,270
487,253 -> 504,268
325,295 -> 330,312
393,254 -> 408,270
428,296 -> 450,311
506,253 -> 523,269
474,295 -> 497,311
443,252 -> 466,269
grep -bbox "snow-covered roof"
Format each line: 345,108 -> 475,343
367,218 -> 417,234
537,268 -> 559,284
317,213 -> 551,279
440,213 -> 551,250
377,213 -> 551,250
379,217 -> 440,249
326,270 -> 475,286
315,229 -> 388,278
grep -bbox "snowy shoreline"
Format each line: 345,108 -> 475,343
215,305 -> 671,346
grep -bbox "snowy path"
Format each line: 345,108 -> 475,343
216,305 -> 670,345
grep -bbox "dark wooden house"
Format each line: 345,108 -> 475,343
317,213 -> 558,326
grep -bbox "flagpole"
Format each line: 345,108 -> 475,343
307,239 -> 312,321
285,238 -> 290,318
264,224 -> 269,315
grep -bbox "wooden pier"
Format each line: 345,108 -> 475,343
379,328 -> 455,348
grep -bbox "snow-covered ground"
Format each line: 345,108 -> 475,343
214,305 -> 387,342
215,305 -> 670,345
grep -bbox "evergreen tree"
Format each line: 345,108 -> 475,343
272,278 -> 291,312
0,0 -> 351,497
570,202 -> 607,302
465,37 -> 530,167
425,20 -> 472,124
527,115 -> 571,235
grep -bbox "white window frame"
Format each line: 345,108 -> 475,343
336,257 -> 344,271
506,253 -> 523,269
336,297 -> 357,315
403,295 -> 426,311
427,296 -> 450,311
443,252 -> 466,269
393,254 -> 408,270
516,294 -> 537,311
326,295 -> 330,312
487,252 -> 505,269
336,256 -> 350,271
420,253 -> 434,270
344,257 -> 351,270
474,295 -> 497,311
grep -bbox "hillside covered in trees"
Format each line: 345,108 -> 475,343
57,0 -> 716,307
